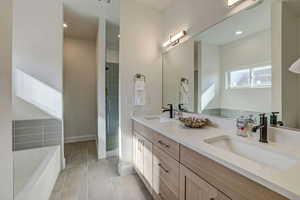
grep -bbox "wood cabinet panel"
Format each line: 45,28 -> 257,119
144,139 -> 153,188
153,178 -> 179,200
180,164 -> 231,200
153,145 -> 180,199
180,146 -> 288,200
153,132 -> 180,161
133,133 -> 144,175
133,121 -> 157,142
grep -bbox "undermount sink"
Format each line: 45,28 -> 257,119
204,135 -> 300,170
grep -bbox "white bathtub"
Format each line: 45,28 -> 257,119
14,146 -> 61,200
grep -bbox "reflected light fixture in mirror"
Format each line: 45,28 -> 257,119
289,58 -> 300,74
163,30 -> 187,47
228,0 -> 245,7
63,23 -> 68,28
235,30 -> 243,35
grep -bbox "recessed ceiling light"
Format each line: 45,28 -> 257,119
63,23 -> 68,28
235,30 -> 243,35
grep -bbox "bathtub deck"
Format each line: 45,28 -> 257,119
49,141 -> 152,200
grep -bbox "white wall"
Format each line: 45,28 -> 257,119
13,98 -> 51,120
97,18 -> 107,159
63,37 -> 97,142
119,0 -> 162,175
220,30 -> 272,112
13,0 -> 63,120
0,0 -> 13,199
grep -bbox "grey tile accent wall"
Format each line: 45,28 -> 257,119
106,63 -> 119,152
13,119 -> 62,151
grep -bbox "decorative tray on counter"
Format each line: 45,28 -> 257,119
179,117 -> 211,129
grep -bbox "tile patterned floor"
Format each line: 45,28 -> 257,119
49,141 -> 152,200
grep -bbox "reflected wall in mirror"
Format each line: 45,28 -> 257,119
162,0 -> 300,129
163,40 -> 197,112
197,0 -> 271,118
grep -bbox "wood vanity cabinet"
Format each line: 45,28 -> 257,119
133,121 -> 289,200
180,146 -> 288,200
153,145 -> 180,200
180,165 -> 230,200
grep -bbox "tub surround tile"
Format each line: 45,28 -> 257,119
14,142 -> 44,151
13,118 -> 62,151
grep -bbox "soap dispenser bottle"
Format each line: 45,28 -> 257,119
236,116 -> 248,137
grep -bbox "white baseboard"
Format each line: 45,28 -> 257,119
106,148 -> 119,157
64,135 -> 96,144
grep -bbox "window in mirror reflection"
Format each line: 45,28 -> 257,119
227,65 -> 272,89
228,69 -> 250,89
252,65 -> 272,88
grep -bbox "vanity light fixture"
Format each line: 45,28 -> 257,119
289,58 -> 300,74
228,0 -> 245,7
163,30 -> 187,48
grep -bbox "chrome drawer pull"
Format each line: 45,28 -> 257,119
158,163 -> 169,173
158,140 -> 169,148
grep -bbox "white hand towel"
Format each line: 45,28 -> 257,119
134,80 -> 146,106
182,82 -> 189,93
135,80 -> 145,91
180,82 -> 189,105
134,90 -> 146,106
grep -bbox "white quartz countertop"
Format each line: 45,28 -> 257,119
132,115 -> 300,200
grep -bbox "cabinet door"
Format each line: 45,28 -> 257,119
153,146 -> 179,200
134,133 -> 144,175
133,133 -> 138,169
143,139 -> 153,188
180,165 -> 231,200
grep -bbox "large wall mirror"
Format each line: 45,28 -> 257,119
162,0 -> 300,129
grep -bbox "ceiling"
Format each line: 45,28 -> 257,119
63,0 -> 119,41
197,0 -> 271,45
133,0 -> 176,11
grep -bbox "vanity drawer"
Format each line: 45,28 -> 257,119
153,132 -> 179,161
153,177 -> 179,200
133,120 -> 157,143
180,146 -> 288,200
153,145 -> 180,199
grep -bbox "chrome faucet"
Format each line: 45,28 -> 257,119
162,104 -> 174,119
252,113 -> 268,143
